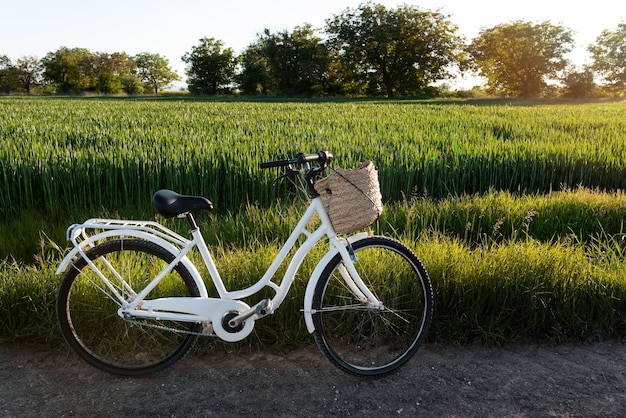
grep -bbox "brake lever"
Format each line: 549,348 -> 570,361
272,165 -> 300,185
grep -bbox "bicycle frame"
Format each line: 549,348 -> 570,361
56,196 -> 381,341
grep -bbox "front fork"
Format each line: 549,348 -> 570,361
334,238 -> 384,310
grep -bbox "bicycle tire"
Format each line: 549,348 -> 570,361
56,239 -> 202,376
312,236 -> 433,377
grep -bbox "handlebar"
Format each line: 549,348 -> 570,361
259,151 -> 334,169
260,151 -> 334,197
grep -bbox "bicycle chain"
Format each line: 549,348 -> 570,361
126,319 -> 213,337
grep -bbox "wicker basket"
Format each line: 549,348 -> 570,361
314,160 -> 383,234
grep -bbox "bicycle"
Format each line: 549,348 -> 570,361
55,151 -> 433,377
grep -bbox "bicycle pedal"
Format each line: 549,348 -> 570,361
255,299 -> 273,318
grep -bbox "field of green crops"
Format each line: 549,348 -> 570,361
2,97 -> 626,216
1,96 -> 626,347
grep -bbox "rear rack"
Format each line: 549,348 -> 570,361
66,218 -> 190,248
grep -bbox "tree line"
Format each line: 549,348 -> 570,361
2,3 -> 625,98
0,50 -> 178,95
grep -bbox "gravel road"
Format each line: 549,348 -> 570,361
1,340 -> 625,417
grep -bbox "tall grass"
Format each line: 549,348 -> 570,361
0,260 -> 58,344
2,224 -> 624,347
418,234 -> 626,344
384,187 -> 626,246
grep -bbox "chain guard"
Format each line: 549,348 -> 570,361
124,298 -> 256,342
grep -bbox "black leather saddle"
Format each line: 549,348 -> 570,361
152,189 -> 213,218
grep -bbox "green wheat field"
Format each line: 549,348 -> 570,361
1,96 -> 626,348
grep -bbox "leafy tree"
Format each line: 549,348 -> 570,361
133,52 -> 179,94
324,3 -> 465,97
236,43 -> 270,94
41,47 -> 95,93
95,73 -> 123,94
182,37 -> 237,94
588,23 -> 626,95
15,56 -> 43,93
562,67 -> 597,98
238,25 -> 331,95
120,75 -> 144,94
42,48 -> 144,94
92,52 -> 137,94
467,21 -> 574,97
0,55 -> 20,93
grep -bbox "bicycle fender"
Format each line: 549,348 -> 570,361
55,229 -> 208,298
303,232 -> 370,333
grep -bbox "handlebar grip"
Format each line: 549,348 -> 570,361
259,151 -> 333,169
297,152 -> 325,164
259,159 -> 292,169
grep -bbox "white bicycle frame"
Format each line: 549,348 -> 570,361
56,196 -> 382,342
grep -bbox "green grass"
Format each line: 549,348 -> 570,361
0,261 -> 58,344
2,221 -> 625,348
420,234 -> 626,344
385,187 -> 626,246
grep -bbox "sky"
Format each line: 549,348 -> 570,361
1,0 -> 624,89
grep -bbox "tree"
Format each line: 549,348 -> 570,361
95,73 -> 123,94
467,21 -> 574,97
324,3 -> 465,97
41,47 -> 95,93
133,52 -> 179,94
562,67 -> 597,98
588,23 -> 626,95
42,48 -> 145,94
92,52 -> 137,94
238,25 -> 331,96
15,56 -> 43,93
236,43 -> 270,94
0,55 -> 20,93
182,38 -> 237,94
120,75 -> 144,95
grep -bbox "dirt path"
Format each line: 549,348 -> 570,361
1,341 -> 625,417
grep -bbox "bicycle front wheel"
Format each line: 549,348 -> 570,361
56,239 -> 202,376
312,236 -> 433,377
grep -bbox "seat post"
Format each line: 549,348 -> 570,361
185,212 -> 199,231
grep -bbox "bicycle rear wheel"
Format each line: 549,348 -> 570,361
312,236 -> 433,377
56,239 -> 202,376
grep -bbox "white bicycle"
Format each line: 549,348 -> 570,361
55,151 -> 433,377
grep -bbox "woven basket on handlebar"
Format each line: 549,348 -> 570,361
314,160 -> 383,234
